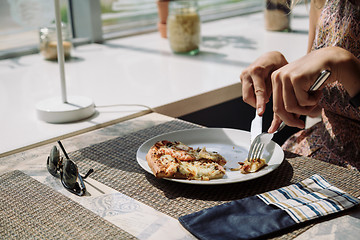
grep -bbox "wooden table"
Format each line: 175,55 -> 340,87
1,113 -> 359,239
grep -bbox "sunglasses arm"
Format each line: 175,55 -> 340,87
81,168 -> 94,179
76,169 -> 94,196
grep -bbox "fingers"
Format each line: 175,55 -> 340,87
271,69 -> 322,117
252,72 -> 268,115
240,66 -> 270,115
240,51 -> 289,115
240,72 -> 256,108
292,75 -> 323,107
241,50 -> 328,130
268,114 -> 282,133
271,72 -> 305,129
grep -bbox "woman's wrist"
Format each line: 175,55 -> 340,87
328,46 -> 360,97
264,51 -> 288,70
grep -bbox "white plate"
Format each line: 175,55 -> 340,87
136,128 -> 284,185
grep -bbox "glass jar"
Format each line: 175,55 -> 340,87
167,0 -> 200,55
39,23 -> 72,61
264,0 -> 291,32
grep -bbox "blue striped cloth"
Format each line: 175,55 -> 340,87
257,174 -> 360,223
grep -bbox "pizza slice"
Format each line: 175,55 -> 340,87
146,140 -> 226,180
239,158 -> 267,174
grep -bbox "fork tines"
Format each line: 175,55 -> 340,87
247,142 -> 264,161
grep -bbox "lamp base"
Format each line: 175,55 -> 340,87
36,96 -> 95,123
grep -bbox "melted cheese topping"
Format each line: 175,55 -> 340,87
179,161 -> 225,180
151,140 -> 227,180
159,155 -> 178,175
240,158 -> 267,173
175,142 -> 192,151
158,153 -> 225,180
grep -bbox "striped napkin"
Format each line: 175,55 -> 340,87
257,174 -> 360,223
179,174 -> 359,240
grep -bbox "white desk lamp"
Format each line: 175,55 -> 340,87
36,0 -> 95,123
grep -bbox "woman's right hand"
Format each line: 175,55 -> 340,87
240,51 -> 288,116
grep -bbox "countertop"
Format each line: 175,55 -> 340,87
0,5 -> 308,157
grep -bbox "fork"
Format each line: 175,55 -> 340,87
246,121 -> 285,161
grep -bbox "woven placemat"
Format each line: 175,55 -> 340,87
69,119 -> 360,239
0,170 -> 136,240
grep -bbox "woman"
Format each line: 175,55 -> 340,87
240,0 -> 360,170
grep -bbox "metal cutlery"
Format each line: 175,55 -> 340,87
247,121 -> 285,161
250,113 -> 262,143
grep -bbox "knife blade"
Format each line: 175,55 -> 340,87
250,113 -> 262,143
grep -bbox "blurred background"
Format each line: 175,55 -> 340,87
0,0 -> 262,59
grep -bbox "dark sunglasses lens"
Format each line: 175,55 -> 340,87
62,159 -> 78,186
61,159 -> 83,195
47,146 -> 60,176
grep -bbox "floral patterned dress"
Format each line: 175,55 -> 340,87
282,0 -> 360,170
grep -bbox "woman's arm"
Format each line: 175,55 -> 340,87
306,0 -> 360,97
307,0 -> 326,53
305,0 -> 326,117
329,46 -> 360,97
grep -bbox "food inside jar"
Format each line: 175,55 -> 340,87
167,11 -> 200,53
40,41 -> 72,61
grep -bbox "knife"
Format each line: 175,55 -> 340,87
250,113 -> 262,143
309,70 -> 331,91
249,70 -> 331,143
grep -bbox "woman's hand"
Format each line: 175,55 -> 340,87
269,46 -> 360,131
269,50 -> 329,130
240,51 -> 288,116
241,47 -> 360,132
240,51 -> 291,133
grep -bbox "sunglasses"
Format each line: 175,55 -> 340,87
47,140 -> 93,196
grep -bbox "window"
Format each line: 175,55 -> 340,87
100,0 -> 263,39
0,0 -> 69,59
0,0 -> 262,59
101,0 -> 158,37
